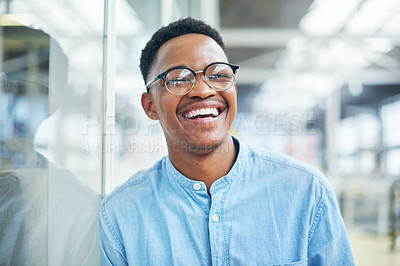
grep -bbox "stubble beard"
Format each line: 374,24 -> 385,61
168,134 -> 228,155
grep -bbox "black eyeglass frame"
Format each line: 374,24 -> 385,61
145,62 -> 239,95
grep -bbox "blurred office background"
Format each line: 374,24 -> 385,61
0,0 -> 399,265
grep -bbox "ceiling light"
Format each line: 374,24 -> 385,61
300,0 -> 362,35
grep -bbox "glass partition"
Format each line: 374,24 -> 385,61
0,1 -> 103,265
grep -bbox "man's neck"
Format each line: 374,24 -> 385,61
168,136 -> 238,191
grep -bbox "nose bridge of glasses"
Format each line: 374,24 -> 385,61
193,70 -> 204,78
193,69 -> 208,82
188,69 -> 215,95
193,69 -> 213,88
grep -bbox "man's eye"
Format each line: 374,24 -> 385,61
208,74 -> 232,81
166,79 -> 191,86
209,74 -> 228,78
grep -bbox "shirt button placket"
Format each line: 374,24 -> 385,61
209,191 -> 227,266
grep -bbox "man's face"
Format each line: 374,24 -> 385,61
142,33 -> 237,155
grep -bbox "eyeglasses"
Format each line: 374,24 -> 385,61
145,62 -> 239,96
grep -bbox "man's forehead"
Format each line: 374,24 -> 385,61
150,34 -> 227,74
160,33 -> 216,49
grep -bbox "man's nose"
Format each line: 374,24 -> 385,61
186,72 -> 216,98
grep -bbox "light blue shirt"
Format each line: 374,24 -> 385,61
100,137 -> 354,265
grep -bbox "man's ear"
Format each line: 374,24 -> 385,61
141,92 -> 159,120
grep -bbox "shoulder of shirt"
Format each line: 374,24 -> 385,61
243,141 -> 331,190
101,156 -> 165,205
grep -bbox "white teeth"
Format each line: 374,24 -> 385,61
185,108 -> 219,119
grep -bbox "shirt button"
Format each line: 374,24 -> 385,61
212,214 -> 219,222
193,183 -> 201,190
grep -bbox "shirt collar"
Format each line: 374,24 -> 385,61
164,136 -> 247,195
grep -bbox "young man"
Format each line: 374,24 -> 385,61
99,18 -> 355,265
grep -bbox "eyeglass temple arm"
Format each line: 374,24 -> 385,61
145,75 -> 160,91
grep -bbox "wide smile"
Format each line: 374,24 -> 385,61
177,105 -> 227,127
183,107 -> 222,120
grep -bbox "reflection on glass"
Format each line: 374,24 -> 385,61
0,26 -> 49,169
0,2 -> 102,263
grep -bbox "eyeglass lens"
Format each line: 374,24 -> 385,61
164,63 -> 235,95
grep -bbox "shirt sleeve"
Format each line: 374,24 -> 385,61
99,203 -> 128,266
307,186 -> 355,265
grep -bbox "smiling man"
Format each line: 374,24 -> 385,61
99,18 -> 355,265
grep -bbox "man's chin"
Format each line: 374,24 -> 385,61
171,138 -> 226,154
190,141 -> 224,152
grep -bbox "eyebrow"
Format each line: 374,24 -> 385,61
161,65 -> 189,73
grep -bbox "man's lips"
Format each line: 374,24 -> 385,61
177,100 -> 227,121
183,107 -> 220,119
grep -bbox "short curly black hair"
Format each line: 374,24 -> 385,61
140,17 -> 226,84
